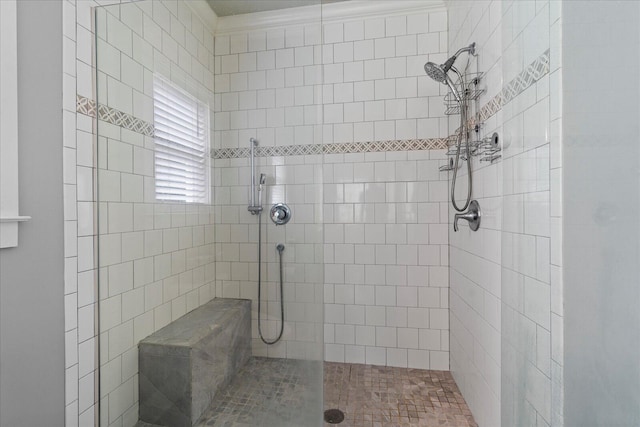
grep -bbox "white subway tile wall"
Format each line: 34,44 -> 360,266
55,2 -> 566,427
98,0 -> 217,423
213,151 -> 326,361
446,4 -> 504,426
548,2 -> 563,425
63,0 -> 98,425
501,0 -> 556,424
212,7 -> 450,368
212,11 -> 449,150
321,150 -> 450,368
447,1 -> 561,427
63,1 -> 217,426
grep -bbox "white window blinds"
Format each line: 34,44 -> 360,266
153,75 -> 210,204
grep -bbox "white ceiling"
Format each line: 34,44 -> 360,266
206,0 -> 349,17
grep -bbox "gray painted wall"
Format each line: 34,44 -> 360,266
564,1 -> 640,426
0,1 -> 65,426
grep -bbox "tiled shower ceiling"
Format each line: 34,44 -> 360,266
207,0 -> 349,17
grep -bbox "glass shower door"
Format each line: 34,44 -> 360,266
95,1 -> 324,426
95,1 -> 216,425
210,2 -> 325,425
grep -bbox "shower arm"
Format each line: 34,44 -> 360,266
446,43 -> 476,72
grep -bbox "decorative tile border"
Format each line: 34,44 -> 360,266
476,93 -> 503,124
97,104 -> 155,136
475,49 -> 550,125
324,138 -> 448,154
76,95 -> 155,137
79,50 -> 549,158
211,138 -> 449,159
502,50 -> 550,105
76,95 -> 96,117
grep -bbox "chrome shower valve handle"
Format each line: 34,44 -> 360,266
453,200 -> 481,232
270,203 -> 291,226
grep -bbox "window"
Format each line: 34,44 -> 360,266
153,75 -> 210,204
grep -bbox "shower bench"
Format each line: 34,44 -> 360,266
138,298 -> 251,427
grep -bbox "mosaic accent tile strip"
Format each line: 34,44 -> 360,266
472,50 -> 550,129
76,95 -> 155,137
324,138 -> 448,154
456,49 -> 551,143
96,104 -> 155,136
501,49 -> 550,105
76,94 -> 96,117
477,92 -> 503,123
211,138 -> 449,159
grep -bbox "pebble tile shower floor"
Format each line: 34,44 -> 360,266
187,357 -> 477,427
323,362 -> 477,427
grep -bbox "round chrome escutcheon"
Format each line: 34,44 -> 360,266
270,203 -> 291,225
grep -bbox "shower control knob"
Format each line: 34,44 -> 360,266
453,200 -> 481,232
270,203 -> 291,226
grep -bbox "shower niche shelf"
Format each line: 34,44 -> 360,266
443,72 -> 485,115
439,71 -> 501,170
440,132 -> 502,170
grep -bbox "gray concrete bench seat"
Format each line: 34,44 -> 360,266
138,298 -> 251,427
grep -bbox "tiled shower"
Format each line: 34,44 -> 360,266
211,5 -> 453,367
52,0 -> 640,426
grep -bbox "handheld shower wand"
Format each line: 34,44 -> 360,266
257,173 -> 266,209
423,42 -> 477,214
424,42 -> 475,103
423,43 -> 475,82
246,138 -> 284,345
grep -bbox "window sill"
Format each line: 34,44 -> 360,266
0,216 -> 31,248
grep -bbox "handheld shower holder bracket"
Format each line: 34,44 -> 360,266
443,132 -> 501,167
248,206 -> 263,215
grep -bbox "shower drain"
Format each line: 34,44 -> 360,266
324,409 -> 345,424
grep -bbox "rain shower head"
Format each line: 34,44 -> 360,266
423,42 -> 476,83
424,62 -> 447,83
423,42 -> 476,103
425,61 -> 462,102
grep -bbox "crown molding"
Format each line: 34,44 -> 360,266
215,0 -> 445,35
321,0 -> 444,22
185,0 -> 218,34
